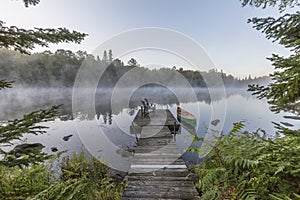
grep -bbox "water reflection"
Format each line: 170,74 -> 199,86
1,87 -> 299,168
1,87 -> 245,121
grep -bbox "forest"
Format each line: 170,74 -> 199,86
0,49 -> 269,88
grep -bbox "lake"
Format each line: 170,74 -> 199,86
1,87 -> 299,171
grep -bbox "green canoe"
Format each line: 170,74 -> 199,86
177,107 -> 197,128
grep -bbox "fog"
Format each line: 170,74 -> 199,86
0,86 -> 251,121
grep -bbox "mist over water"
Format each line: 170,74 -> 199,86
1,87 -> 299,167
1,87 -> 244,120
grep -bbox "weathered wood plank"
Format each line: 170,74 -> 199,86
124,186 -> 199,193
127,176 -> 194,181
129,169 -> 191,176
122,191 -> 200,199
134,149 -> 180,154
122,198 -> 183,200
131,160 -> 186,166
131,159 -> 186,164
126,181 -> 195,187
135,145 -> 178,149
134,153 -> 181,158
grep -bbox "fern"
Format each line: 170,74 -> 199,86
189,121 -> 300,199
229,121 -> 245,135
238,189 -> 259,200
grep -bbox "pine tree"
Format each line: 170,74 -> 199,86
128,58 -> 138,67
190,1 -> 300,199
243,0 -> 300,114
0,0 -> 87,167
108,49 -> 113,63
102,50 -> 108,63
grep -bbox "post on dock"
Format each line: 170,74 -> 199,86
173,121 -> 176,134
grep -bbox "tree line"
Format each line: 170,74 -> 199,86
0,48 -> 269,88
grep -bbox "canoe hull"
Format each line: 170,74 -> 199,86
179,119 -> 196,135
177,107 -> 197,128
177,115 -> 197,127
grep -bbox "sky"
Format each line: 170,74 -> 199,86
0,0 -> 292,78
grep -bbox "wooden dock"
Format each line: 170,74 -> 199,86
122,109 -> 200,199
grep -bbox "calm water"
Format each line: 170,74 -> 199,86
1,87 -> 299,170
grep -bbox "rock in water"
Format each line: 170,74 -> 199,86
211,119 -> 220,126
63,134 -> 73,141
51,147 -> 58,152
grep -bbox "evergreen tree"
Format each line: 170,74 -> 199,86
108,49 -> 113,63
243,0 -> 300,114
189,1 -> 300,199
102,50 -> 108,63
0,0 -> 87,167
112,58 -> 123,67
127,58 -> 138,67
